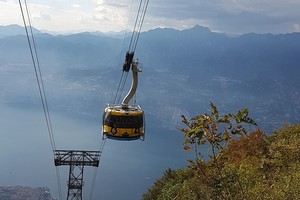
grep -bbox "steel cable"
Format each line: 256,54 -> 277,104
18,1 -> 62,199
88,138 -> 107,200
114,0 -> 149,104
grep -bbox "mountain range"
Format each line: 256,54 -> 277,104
0,24 -> 299,133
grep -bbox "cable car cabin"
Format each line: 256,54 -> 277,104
102,104 -> 145,141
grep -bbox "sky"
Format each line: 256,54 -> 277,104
1,0 -> 300,34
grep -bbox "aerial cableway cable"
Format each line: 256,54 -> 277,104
18,0 -> 56,151
88,139 -> 106,200
18,0 -> 63,199
113,71 -> 129,104
129,0 -> 149,53
113,0 -> 149,105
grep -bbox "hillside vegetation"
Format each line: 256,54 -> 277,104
143,104 -> 300,200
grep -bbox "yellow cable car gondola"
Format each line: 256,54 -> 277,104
102,104 -> 144,140
102,58 -> 145,141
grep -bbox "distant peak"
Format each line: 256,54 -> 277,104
1,24 -> 22,28
0,24 -> 41,37
188,25 -> 211,33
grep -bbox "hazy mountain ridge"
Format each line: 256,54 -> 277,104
0,25 -> 299,132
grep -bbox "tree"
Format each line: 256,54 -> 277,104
180,102 -> 257,199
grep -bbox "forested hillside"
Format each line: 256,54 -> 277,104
143,105 -> 300,200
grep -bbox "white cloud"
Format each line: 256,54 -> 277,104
151,0 -> 300,33
73,4 -> 80,8
32,12 -> 51,21
1,0 -> 300,33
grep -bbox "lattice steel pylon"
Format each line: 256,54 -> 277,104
54,150 -> 100,200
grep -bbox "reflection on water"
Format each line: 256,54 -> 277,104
0,103 -> 192,200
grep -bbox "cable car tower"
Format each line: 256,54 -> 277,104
54,150 -> 100,200
102,0 -> 149,141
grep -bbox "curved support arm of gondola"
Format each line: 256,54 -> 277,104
122,60 -> 142,108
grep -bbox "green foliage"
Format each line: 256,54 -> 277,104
180,102 -> 257,151
142,168 -> 198,200
180,103 -> 257,199
259,124 -> 300,199
143,104 -> 300,200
